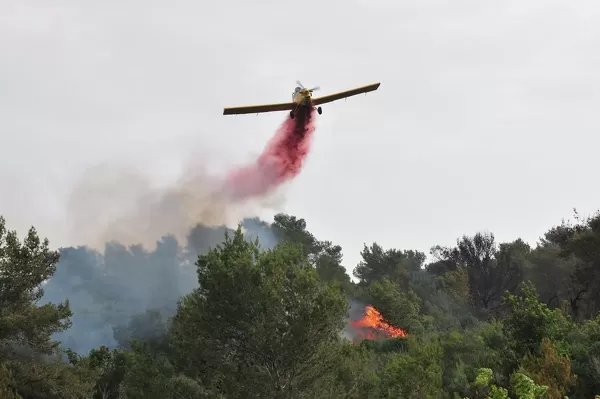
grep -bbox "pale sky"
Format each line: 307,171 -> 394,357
1,1 -> 599,273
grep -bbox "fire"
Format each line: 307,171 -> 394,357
350,305 -> 408,340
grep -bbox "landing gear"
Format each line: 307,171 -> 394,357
290,110 -> 295,119
317,106 -> 322,115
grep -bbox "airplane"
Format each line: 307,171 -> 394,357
222,80 -> 381,119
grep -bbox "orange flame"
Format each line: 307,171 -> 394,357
350,305 -> 408,339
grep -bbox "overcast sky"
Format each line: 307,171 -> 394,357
1,1 -> 599,273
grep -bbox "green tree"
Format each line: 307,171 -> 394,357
518,337 -> 576,399
0,364 -> 21,399
440,324 -> 511,397
113,309 -> 168,350
503,282 -> 572,360
87,345 -> 129,399
299,342 -> 380,399
509,372 -> 548,399
353,243 -> 425,288
366,278 -> 423,334
442,267 -> 471,308
467,368 -> 509,399
119,340 -> 202,399
314,241 -> 353,293
378,336 -> 444,398
525,241 -> 578,311
410,268 -> 477,332
0,215 -> 95,398
272,214 -> 354,292
544,210 -> 600,319
463,368 -> 549,399
430,233 -> 525,315
272,213 -> 320,259
169,226 -> 348,398
0,216 -> 72,353
564,315 -> 600,398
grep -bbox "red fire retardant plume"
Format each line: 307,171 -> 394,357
224,109 -> 316,200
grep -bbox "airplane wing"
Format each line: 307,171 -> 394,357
223,101 -> 295,115
311,82 -> 381,106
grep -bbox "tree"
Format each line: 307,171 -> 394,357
366,279 -> 423,334
409,268 -> 478,332
271,214 -> 355,292
467,368 -> 509,399
377,337 -> 444,398
314,241 -> 353,293
0,216 -> 72,354
9,209 -> 600,397
463,368 -> 550,399
87,345 -> 128,399
503,282 -> 572,360
87,342 -> 203,399
314,342 -> 379,399
509,372 -> 548,398
518,338 -> 576,399
272,213 -> 319,259
564,315 -> 600,398
112,309 -> 168,350
525,241 -> 578,311
0,215 -> 95,398
439,323 -> 512,396
544,210 -> 600,319
441,266 -> 471,308
430,233 -> 525,315
353,242 -> 425,287
169,226 -> 348,398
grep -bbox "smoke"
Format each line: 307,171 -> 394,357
44,111 -> 317,354
66,110 -> 316,250
41,225 -> 234,354
341,297 -> 369,342
65,163 -> 278,250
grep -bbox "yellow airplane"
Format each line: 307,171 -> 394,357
223,80 -> 381,119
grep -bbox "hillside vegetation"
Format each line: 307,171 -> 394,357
1,210 -> 600,398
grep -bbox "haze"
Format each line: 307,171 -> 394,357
1,0 -> 599,270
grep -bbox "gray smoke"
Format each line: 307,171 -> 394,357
40,159 -> 283,354
64,162 -> 285,251
41,219 -> 279,355
340,296 -> 369,343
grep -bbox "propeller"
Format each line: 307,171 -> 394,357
296,80 -> 320,92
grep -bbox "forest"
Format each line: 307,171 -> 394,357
1,209 -> 600,399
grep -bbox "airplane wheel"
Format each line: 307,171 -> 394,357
317,106 -> 322,115
290,110 -> 295,119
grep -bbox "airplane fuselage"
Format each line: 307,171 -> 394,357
292,87 -> 312,105
291,87 -> 320,119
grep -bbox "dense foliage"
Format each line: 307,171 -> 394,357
1,209 -> 600,398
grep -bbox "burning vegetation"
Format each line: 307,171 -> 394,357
350,305 -> 408,340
